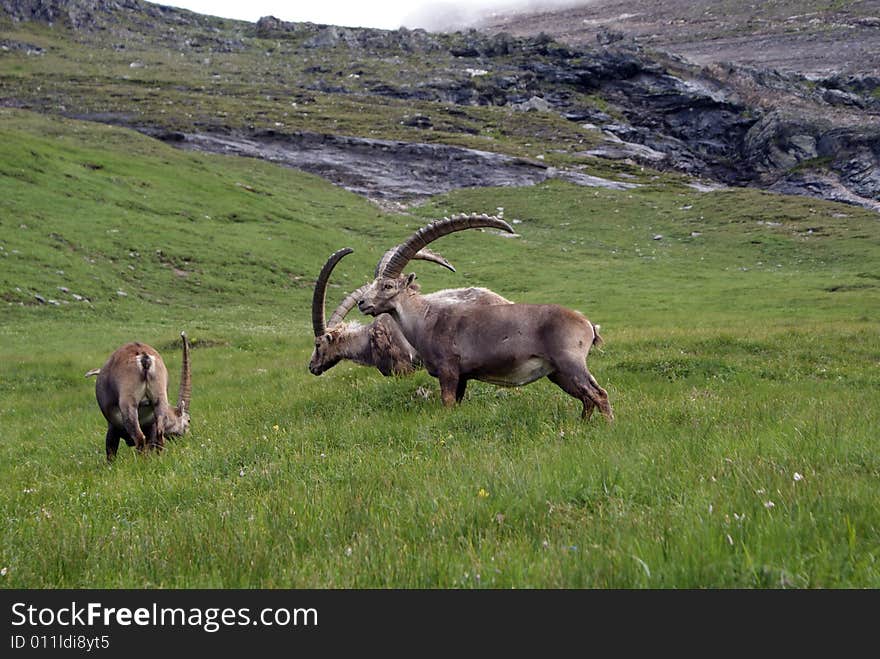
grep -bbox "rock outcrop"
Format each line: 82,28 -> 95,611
160,129 -> 637,200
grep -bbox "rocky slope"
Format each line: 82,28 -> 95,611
1,0 -> 878,210
479,0 -> 880,210
478,0 -> 880,79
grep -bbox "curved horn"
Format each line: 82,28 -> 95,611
374,247 -> 456,278
328,283 -> 371,327
379,213 -> 514,279
177,331 -> 191,413
311,247 -> 354,336
323,248 -> 456,326
318,246 -> 458,329
330,247 -> 454,325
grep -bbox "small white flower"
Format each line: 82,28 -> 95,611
1,567 -> 7,576
764,500 -> 775,509
708,504 -> 713,514
793,472 -> 803,482
239,468 -> 245,477
756,488 -> 766,495
345,547 -> 352,556
320,453 -> 326,459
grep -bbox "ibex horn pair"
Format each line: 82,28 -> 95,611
377,213 -> 515,279
311,246 -> 456,337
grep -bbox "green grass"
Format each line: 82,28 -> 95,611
1,110 -> 879,588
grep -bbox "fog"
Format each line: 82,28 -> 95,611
161,1 -> 592,31
403,0 -> 591,31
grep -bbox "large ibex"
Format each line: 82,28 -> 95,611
357,215 -> 613,420
310,242 -> 511,376
86,332 -> 191,461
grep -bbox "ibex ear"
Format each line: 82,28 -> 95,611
405,273 -> 417,288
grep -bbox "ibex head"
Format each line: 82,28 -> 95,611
309,325 -> 350,375
357,272 -> 418,316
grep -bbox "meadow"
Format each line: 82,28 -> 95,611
1,109 -> 878,587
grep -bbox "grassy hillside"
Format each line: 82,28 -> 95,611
1,109 -> 879,587
0,11 -> 658,184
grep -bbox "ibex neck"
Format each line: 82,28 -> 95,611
339,324 -> 372,366
391,292 -> 432,350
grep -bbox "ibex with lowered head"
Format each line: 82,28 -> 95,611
87,332 -> 191,460
357,215 -> 613,420
310,242 -> 511,376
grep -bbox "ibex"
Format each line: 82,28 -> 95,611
310,242 -> 511,376
357,215 -> 613,420
86,332 -> 191,461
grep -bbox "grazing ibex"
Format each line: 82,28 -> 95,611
87,332 -> 191,461
310,243 -> 511,376
357,215 -> 613,420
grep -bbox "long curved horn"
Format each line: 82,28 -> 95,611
177,331 -> 191,413
374,247 -> 456,277
328,283 -> 371,327
326,248 -> 456,326
379,213 -> 514,279
312,247 -> 354,336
